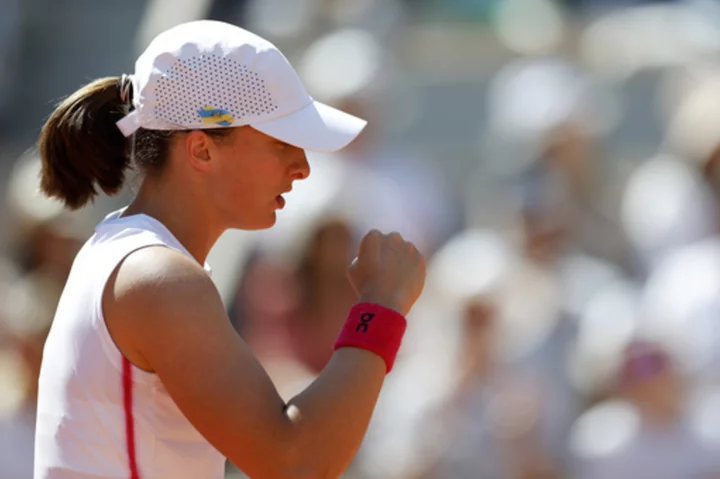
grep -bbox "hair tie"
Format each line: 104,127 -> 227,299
119,74 -> 133,104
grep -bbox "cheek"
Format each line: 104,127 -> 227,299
214,150 -> 283,207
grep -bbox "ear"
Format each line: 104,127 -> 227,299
184,131 -> 214,172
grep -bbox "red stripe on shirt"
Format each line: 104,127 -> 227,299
122,357 -> 141,479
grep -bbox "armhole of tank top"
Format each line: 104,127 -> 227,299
93,241 -> 171,386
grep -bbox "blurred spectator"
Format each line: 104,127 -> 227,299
621,154 -> 718,272
0,257 -> 20,345
0,274 -> 56,478
228,250 -> 299,362
226,219 -> 360,391
314,98 -> 458,256
483,56 -> 634,269
414,297 -> 561,479
570,341 -> 720,479
522,130 -> 635,271
294,25 -> 460,255
228,218 -> 358,373
628,72 -> 720,379
0,152 -> 90,477
286,218 -> 358,373
225,249 -> 318,412
666,67 -> 720,227
5,154 -> 89,293
702,143 -> 720,215
348,229 -> 513,479
637,234 -> 720,384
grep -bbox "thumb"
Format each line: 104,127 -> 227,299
347,257 -> 362,297
347,256 -> 359,277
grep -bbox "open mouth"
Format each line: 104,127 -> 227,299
275,195 -> 286,209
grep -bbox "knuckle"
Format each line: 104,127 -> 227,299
366,229 -> 380,239
388,231 -> 404,242
404,241 -> 419,258
363,230 -> 381,246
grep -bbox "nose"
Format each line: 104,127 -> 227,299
290,149 -> 310,181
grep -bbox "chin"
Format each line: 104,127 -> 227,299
235,212 -> 277,231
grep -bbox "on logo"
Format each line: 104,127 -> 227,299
355,312 -> 375,333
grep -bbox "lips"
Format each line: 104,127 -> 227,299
275,186 -> 291,210
275,195 -> 286,209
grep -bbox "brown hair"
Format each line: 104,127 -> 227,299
39,77 -> 176,210
38,77 -> 229,210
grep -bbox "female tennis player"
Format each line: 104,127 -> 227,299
34,20 -> 425,479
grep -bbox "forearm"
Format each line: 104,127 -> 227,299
282,347 -> 386,478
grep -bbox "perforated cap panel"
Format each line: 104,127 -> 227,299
116,21 -> 367,152
154,54 -> 278,127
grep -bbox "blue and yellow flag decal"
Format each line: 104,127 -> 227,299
197,106 -> 234,126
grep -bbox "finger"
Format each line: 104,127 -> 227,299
348,256 -> 359,270
387,231 -> 404,247
406,240 -> 419,255
358,229 -> 382,258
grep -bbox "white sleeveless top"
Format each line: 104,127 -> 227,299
34,210 -> 226,479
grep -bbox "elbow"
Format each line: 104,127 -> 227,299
281,463 -> 342,479
223,411 -> 347,478
278,443 -> 342,479
227,443 -> 335,479
256,406 -> 349,479
275,428 -> 347,479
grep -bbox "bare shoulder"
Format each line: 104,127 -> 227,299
111,246 -> 215,300
103,246 -> 227,371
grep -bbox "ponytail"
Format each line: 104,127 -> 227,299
39,77 -> 131,210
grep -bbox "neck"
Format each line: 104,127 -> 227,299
123,175 -> 224,264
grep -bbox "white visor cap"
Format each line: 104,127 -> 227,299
116,21 -> 367,152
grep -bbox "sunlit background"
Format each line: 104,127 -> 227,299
3,0 -> 720,477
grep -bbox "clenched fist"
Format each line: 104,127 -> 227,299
348,230 -> 426,316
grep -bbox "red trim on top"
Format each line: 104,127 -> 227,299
122,357 -> 141,479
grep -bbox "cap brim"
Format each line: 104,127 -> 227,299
251,101 -> 367,153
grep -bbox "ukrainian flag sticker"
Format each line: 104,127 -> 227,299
197,106 -> 234,126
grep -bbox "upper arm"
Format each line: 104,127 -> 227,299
103,247 -> 292,477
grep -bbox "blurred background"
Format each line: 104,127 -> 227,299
3,0 -> 720,477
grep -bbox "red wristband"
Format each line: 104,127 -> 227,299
333,302 -> 407,373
